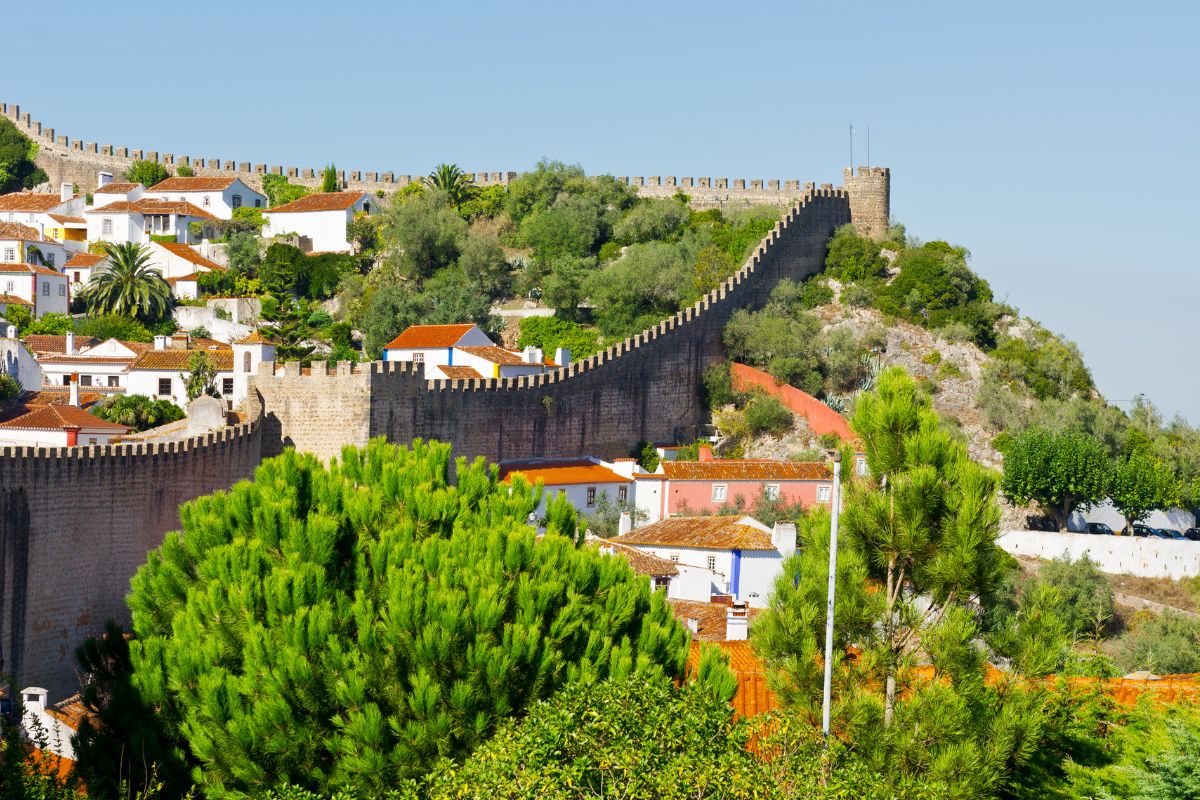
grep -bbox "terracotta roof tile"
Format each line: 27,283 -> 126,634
65,252 -> 105,268
658,460 -> 831,482
234,330 -> 270,344
22,335 -> 100,355
384,324 -> 477,350
47,693 -> 91,732
440,365 -> 484,380
686,640 -> 776,718
0,261 -> 64,277
609,517 -> 775,551
47,214 -> 86,225
87,199 -> 218,221
147,176 -> 237,192
129,349 -> 233,371
94,182 -> 141,194
22,389 -> 105,409
0,403 -> 130,432
155,242 -> 224,270
604,540 -> 678,576
268,191 -> 365,213
456,345 -> 528,365
671,599 -> 763,642
0,221 -> 57,244
0,293 -> 32,307
500,459 -> 633,486
0,192 -> 73,212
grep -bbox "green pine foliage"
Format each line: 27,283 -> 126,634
109,439 -> 688,797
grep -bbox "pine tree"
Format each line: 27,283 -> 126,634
96,439 -> 688,797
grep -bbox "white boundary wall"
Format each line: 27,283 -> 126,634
997,530 -> 1200,580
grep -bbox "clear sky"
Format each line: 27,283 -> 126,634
4,0 -> 1197,421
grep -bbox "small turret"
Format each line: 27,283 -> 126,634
842,166 -> 891,240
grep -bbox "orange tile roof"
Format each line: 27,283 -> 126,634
166,273 -> 201,283
155,241 -> 225,270
384,323 -> 478,350
0,192 -> 73,212
658,460 -> 832,482
500,459 -> 633,486
22,334 -> 100,354
0,293 -> 32,307
65,252 -> 105,268
686,640 -> 776,718
609,517 -> 775,551
441,365 -> 484,380
47,693 -> 91,732
604,540 -> 678,576
147,176 -> 238,192
0,221 -> 57,244
234,330 -> 270,344
129,349 -> 233,371
36,353 -> 136,365
268,191 -> 365,213
456,345 -> 528,365
94,182 -> 141,194
22,389 -> 105,409
671,599 -> 763,642
47,214 -> 86,225
0,261 -> 66,277
88,199 -> 219,220
0,403 -> 130,432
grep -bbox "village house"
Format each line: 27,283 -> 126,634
85,198 -> 218,245
63,251 -> 108,288
143,176 -> 266,219
0,378 -> 130,447
262,191 -> 372,252
382,323 -> 570,379
32,332 -> 148,389
91,177 -> 145,204
602,515 -> 796,609
145,241 -> 225,299
0,228 -> 70,318
498,457 -> 635,519
0,187 -> 87,252
633,445 -> 833,524
125,332 -> 273,409
17,687 -> 86,761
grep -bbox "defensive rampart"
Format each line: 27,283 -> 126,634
2,102 -> 887,212
0,407 -> 263,697
252,187 -> 854,463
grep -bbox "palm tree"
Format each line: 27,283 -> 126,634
81,242 -> 173,322
424,163 -> 477,207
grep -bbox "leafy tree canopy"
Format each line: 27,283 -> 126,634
261,174 -> 310,208
1002,428 -> 1112,531
124,160 -> 171,187
0,115 -> 48,192
92,393 -> 185,432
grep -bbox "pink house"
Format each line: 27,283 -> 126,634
633,446 -> 833,523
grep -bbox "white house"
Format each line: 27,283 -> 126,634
601,516 -> 796,609
0,381 -> 131,447
18,687 -> 82,760
144,176 -> 266,219
382,323 -> 495,370
85,198 -> 218,245
125,333 -> 273,409
381,323 -> 570,379
91,179 -> 146,204
64,251 -> 108,289
0,187 -> 87,251
1,326 -> 44,392
498,457 -> 635,519
147,241 -> 225,286
262,191 -> 372,252
0,221 -> 68,271
0,231 -> 70,318
33,332 -> 148,389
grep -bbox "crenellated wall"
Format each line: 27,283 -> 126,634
1,102 -> 885,214
252,187 -> 853,464
0,409 -> 263,697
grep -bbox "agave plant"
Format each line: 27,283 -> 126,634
858,354 -> 884,393
424,163 -> 477,207
81,242 -> 173,323
822,394 -> 849,413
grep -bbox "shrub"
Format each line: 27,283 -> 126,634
935,321 -> 975,343
0,373 -> 20,400
613,198 -> 689,244
75,314 -> 152,343
306,310 -> 333,329
701,362 -> 742,409
123,159 -> 170,187
3,304 -> 32,333
799,279 -> 834,309
91,394 -> 185,432
188,326 -> 211,340
922,350 -> 943,365
1114,611 -> 1200,675
1026,555 -> 1115,637
824,224 -> 888,281
517,316 -> 602,359
744,394 -> 792,437
841,281 -> 874,308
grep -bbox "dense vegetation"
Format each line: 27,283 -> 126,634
0,115 -> 47,193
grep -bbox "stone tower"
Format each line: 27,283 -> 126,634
842,166 -> 890,240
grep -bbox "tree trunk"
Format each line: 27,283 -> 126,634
1060,497 -> 1071,532
884,672 -> 896,726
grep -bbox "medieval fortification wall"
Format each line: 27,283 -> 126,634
3,102 -> 889,214
0,100 -> 889,697
0,411 -> 263,697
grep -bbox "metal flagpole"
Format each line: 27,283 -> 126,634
867,126 -> 871,167
821,450 -> 842,746
849,125 -> 854,169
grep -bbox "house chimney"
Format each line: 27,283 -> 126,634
772,521 -> 797,560
154,334 -> 167,350
60,182 -> 73,202
4,324 -> 15,339
522,345 -> 543,365
20,687 -> 48,716
726,603 -> 749,641
65,425 -> 80,446
68,373 -> 79,406
698,444 -> 715,462
554,347 -> 571,367
685,617 -> 699,635
98,171 -> 113,188
618,512 -> 633,536
65,331 -> 75,354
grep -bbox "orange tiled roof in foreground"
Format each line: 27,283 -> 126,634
65,252 -> 105,268
129,349 -> 233,371
604,540 -> 679,576
687,640 -> 776,719
0,192 -> 74,212
87,199 -> 218,221
670,599 -> 764,641
268,191 -> 365,213
0,293 -> 32,307
147,176 -> 238,192
384,324 -> 477,350
0,403 -> 130,432
95,181 -> 142,194
441,365 -> 484,380
22,334 -> 101,354
156,241 -> 225,270
0,221 -> 57,244
609,516 -> 775,551
235,330 -> 270,344
659,459 -> 832,482
499,458 -> 633,486
456,345 -> 530,365
47,213 -> 86,225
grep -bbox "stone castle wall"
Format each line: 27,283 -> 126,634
0,412 -> 263,697
2,102 -> 870,211
252,188 -> 853,464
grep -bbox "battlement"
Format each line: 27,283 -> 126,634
0,416 -> 258,462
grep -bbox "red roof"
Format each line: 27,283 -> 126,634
0,192 -> 73,212
268,191 -> 365,213
603,540 -> 678,576
95,182 -> 141,194
87,199 -> 218,221
47,214 -> 86,225
65,252 -> 105,268
147,176 -> 238,192
0,221 -> 57,244
499,459 -> 632,486
384,324 -> 478,350
440,365 -> 484,380
656,460 -> 831,482
0,293 -> 32,307
22,334 -> 101,354
0,261 -> 66,277
456,345 -> 529,365
155,242 -> 224,271
0,404 -> 129,433
608,517 -> 775,551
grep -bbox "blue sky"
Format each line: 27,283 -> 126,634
4,0 -> 1197,421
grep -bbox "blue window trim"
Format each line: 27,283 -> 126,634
730,549 -> 741,598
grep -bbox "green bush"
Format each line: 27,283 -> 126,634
824,224 -> 889,281
744,394 -> 792,436
841,281 -> 874,308
91,394 -> 185,432
150,234 -> 177,244
75,314 -> 153,343
3,304 -> 32,333
799,279 -> 834,309
0,373 -> 20,401
1026,555 -> 1115,638
517,316 -> 602,359
1114,611 -> 1200,675
701,361 -> 742,409
922,350 -> 942,365
873,241 -> 998,347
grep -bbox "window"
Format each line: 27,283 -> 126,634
412,352 -> 425,364
243,351 -> 252,372
222,377 -> 234,395
231,195 -> 242,209
818,485 -> 831,502
46,253 -> 54,266
653,576 -> 670,591
670,553 -> 680,563
4,280 -> 12,292
41,282 -> 49,295
157,378 -> 171,396
204,196 -> 212,207
107,376 -> 119,387
253,198 -> 261,208
712,484 -> 727,502
857,457 -> 867,477
80,375 -> 92,387
706,555 -> 716,572
101,218 -> 112,236
58,285 -> 65,296
618,486 -> 628,502
88,438 -> 97,445
764,484 -> 780,500
586,487 -> 597,507
62,375 -> 70,386
3,248 -> 13,262
73,272 -> 80,283
363,202 -> 371,214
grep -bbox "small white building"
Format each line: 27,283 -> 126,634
91,180 -> 146,204
85,198 -> 218,245
262,191 -> 372,252
144,176 -> 266,219
381,323 -> 570,379
147,240 -> 226,284
34,333 -> 148,389
0,187 -> 87,251
0,234 -> 70,318
0,383 -> 131,447
601,516 -> 796,609
63,251 -> 108,290
18,687 -> 81,761
1,326 -> 44,392
125,333 -> 273,409
382,323 -> 495,370
499,457 -> 635,519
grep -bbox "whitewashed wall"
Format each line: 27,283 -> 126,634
997,530 -> 1200,579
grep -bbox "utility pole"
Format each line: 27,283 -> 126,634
821,450 -> 843,746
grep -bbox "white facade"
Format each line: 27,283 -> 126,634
0,264 -> 70,318
382,325 -> 494,368
36,337 -> 144,389
146,241 -> 224,281
262,192 -> 372,252
64,253 -> 108,289
144,178 -> 265,219
1,334 -> 43,392
997,530 -> 1200,580
85,203 -> 210,245
19,687 -> 76,760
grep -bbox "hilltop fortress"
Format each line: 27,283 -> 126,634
0,100 -> 889,696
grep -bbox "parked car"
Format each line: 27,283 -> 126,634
1158,528 -> 1185,540
1185,528 -> 1200,542
1083,522 -> 1115,535
1131,524 -> 1154,537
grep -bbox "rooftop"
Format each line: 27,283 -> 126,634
440,365 -> 484,380
65,252 -> 105,268
147,176 -> 238,192
0,221 -> 57,244
94,182 -> 141,194
456,345 -> 529,366
0,192 -> 74,212
129,349 -> 233,371
608,516 -> 775,551
654,460 -> 832,482
234,330 -> 270,345
603,540 -> 678,576
670,599 -> 763,642
87,199 -> 218,220
22,334 -> 101,355
268,191 -> 365,213
499,458 -> 632,486
154,241 -> 225,270
384,323 -> 478,350
0,403 -> 129,432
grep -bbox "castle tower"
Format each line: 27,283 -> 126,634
842,166 -> 890,240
